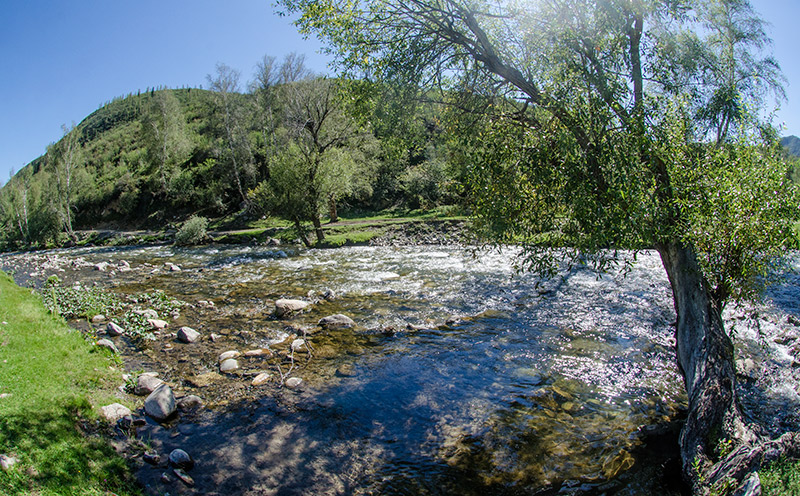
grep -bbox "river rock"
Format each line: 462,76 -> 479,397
219,350 -> 240,361
144,384 -> 176,421
177,326 -> 201,343
96,338 -> 119,354
291,339 -> 307,352
148,319 -> 169,330
101,403 -> 132,422
107,322 -> 125,336
91,314 -> 106,324
135,374 -> 164,396
336,364 -> 357,377
252,372 -> 272,386
285,377 -> 303,389
173,468 -> 195,486
244,349 -> 268,357
94,262 -> 110,272
165,262 -> 182,272
220,358 -> 239,373
197,300 -> 215,308
177,395 -> 203,410
319,314 -> 356,330
275,299 -> 310,318
169,448 -> 194,470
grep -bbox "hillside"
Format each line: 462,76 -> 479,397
0,77 -> 453,250
783,135 -> 800,158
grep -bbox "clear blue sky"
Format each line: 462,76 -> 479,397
0,0 -> 798,186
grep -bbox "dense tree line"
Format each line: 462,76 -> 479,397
0,54 -> 458,249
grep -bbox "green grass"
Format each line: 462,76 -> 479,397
0,271 -> 141,495
761,457 -> 800,495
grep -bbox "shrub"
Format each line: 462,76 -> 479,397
174,215 -> 209,245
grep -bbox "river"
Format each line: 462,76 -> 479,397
3,244 -> 799,495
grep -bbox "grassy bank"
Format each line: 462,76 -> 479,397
0,271 -> 140,495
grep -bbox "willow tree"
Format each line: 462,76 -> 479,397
276,0 -> 799,492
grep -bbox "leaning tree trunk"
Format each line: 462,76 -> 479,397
657,243 -> 755,493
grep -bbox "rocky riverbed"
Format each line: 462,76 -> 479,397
2,245 -> 800,495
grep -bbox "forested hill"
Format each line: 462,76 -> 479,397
0,67 -> 455,250
783,135 -> 800,157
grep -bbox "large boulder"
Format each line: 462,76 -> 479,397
318,314 -> 356,330
144,384 -> 176,421
275,299 -> 310,318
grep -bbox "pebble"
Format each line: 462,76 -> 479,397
177,326 -> 201,343
148,319 -> 169,330
143,452 -> 160,465
173,468 -> 195,486
285,377 -> 303,389
252,372 -> 271,386
219,350 -> 241,361
220,358 -> 239,373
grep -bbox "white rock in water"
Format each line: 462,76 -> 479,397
291,339 -> 306,351
251,372 -> 271,386
285,377 -> 303,389
275,299 -> 310,318
219,358 -> 239,373
101,403 -> 132,422
144,384 -> 176,421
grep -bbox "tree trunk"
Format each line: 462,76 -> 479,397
328,195 -> 338,224
657,243 -> 754,493
293,218 -> 311,248
312,214 -> 325,243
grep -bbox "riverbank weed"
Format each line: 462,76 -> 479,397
760,456 -> 800,495
39,277 -> 123,320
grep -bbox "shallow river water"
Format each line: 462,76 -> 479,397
5,244 -> 800,495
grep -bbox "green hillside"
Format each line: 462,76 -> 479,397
782,135 -> 800,158
0,68 -> 456,250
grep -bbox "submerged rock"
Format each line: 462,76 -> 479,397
275,299 -> 310,318
219,350 -> 241,361
220,358 -> 239,373
285,377 -> 303,389
252,372 -> 272,386
144,384 -> 176,421
173,468 -> 195,486
319,314 -> 356,330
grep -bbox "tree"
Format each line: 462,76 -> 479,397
140,90 -> 192,196
50,124 -> 81,240
251,77 -> 377,245
276,0 -> 799,491
207,63 -> 256,206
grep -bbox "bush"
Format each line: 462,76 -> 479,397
174,215 -> 209,245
